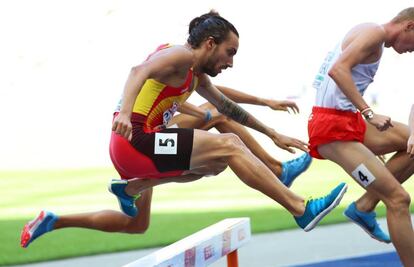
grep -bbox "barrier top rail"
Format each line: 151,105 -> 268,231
123,217 -> 251,267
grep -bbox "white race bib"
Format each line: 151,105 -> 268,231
154,133 -> 177,155
352,164 -> 376,188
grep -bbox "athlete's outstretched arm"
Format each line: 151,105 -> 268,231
179,84 -> 299,122
215,85 -> 299,113
196,74 -> 308,153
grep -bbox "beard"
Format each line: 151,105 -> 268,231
202,59 -> 219,77
203,66 -> 219,77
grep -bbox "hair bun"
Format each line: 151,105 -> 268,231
189,10 -> 220,34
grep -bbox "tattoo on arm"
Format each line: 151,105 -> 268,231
218,94 -> 249,124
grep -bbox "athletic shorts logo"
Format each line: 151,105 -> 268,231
163,102 -> 179,125
154,133 -> 177,155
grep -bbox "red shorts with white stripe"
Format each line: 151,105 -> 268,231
308,106 -> 366,159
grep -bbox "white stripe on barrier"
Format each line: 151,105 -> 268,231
123,217 -> 251,267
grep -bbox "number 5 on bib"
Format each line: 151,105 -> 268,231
154,133 -> 178,155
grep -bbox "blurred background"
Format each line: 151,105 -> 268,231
2,1 -> 414,265
1,0 -> 413,170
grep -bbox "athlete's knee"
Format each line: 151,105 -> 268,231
124,217 -> 150,234
221,133 -> 246,152
384,186 -> 411,211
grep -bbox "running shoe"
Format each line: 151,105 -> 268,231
295,182 -> 348,232
280,153 -> 312,187
108,179 -> 140,217
344,202 -> 391,243
20,210 -> 58,248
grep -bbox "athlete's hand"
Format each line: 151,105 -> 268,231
112,113 -> 132,139
368,114 -> 393,131
270,130 -> 309,153
263,99 -> 299,114
407,134 -> 414,158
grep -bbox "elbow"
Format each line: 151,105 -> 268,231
327,65 -> 339,80
130,66 -> 142,76
128,65 -> 151,82
328,63 -> 349,82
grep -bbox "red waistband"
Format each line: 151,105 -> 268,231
312,106 -> 361,118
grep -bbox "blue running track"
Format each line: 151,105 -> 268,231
293,251 -> 402,267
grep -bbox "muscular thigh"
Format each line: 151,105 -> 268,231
318,141 -> 401,200
189,129 -> 238,170
130,128 -> 194,173
363,121 -> 409,155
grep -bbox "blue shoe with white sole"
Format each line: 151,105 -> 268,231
295,182 -> 347,232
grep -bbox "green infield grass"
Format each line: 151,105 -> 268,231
1,159 -> 413,265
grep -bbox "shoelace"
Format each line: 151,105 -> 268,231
306,195 -> 329,212
288,157 -> 303,165
307,195 -> 326,202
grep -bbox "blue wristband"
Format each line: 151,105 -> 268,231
204,110 -> 212,122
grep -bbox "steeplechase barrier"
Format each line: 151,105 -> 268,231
123,217 -> 251,267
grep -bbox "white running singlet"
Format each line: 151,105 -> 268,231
313,42 -> 383,112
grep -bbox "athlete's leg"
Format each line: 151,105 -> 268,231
189,130 -> 305,215
171,102 -> 311,184
354,121 -> 414,212
53,188 -> 154,233
183,129 -> 347,231
52,172 -> 208,234
20,172 -> 209,248
123,173 -> 208,197
20,188 -> 153,248
189,130 -> 346,231
318,141 -> 414,266
121,128 -> 344,223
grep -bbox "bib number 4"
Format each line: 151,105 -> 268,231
352,164 -> 375,188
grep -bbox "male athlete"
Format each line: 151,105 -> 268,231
309,7 -> 414,265
21,11 -> 346,248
